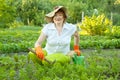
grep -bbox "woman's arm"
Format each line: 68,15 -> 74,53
74,31 -> 79,45
73,31 -> 81,56
35,32 -> 47,48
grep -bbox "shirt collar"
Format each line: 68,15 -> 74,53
47,23 -> 56,29
48,22 -> 70,30
63,22 -> 70,30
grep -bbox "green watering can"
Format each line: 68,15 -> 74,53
72,54 -> 85,66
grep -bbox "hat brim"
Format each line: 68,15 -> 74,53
45,6 -> 67,22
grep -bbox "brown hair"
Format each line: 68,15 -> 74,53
56,9 -> 67,19
51,9 -> 67,23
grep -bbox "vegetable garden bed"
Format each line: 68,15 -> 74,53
0,26 -> 120,79
0,49 -> 120,80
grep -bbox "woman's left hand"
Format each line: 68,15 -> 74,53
74,45 -> 81,56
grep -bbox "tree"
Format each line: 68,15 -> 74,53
0,0 -> 16,28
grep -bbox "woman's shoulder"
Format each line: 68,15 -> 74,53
66,22 -> 76,26
43,23 -> 54,27
65,22 -> 76,29
42,23 -> 54,29
64,22 -> 77,34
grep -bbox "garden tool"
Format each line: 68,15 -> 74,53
28,48 -> 56,64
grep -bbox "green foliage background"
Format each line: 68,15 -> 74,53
0,0 -> 120,79
0,0 -> 120,28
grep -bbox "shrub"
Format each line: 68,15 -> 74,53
111,26 -> 120,38
0,0 -> 16,28
80,14 -> 112,36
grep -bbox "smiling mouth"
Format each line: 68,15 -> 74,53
56,20 -> 61,21
56,19 -> 62,21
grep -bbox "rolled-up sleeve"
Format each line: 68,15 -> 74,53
42,25 -> 48,36
70,24 -> 77,36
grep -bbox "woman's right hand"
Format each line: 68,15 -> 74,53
35,46 -> 45,60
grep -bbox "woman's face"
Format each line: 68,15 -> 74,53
53,11 -> 65,24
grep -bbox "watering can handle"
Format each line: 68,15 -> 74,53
72,54 -> 78,64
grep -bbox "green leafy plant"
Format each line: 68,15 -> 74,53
80,14 -> 112,35
111,26 -> 120,38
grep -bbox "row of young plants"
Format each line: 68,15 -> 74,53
80,39 -> 120,49
0,37 -> 120,54
0,26 -> 40,43
0,26 -> 120,79
0,50 -> 120,80
0,27 -> 120,54
0,41 -> 34,53
0,27 -> 37,53
1,30 -> 119,44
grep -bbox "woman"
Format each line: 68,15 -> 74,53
35,6 -> 81,61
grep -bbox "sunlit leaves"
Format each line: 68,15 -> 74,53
80,14 -> 112,35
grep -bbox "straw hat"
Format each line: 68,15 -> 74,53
45,6 -> 67,23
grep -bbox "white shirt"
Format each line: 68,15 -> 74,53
42,22 -> 77,55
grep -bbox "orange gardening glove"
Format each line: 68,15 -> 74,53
35,46 -> 44,60
74,45 -> 81,56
